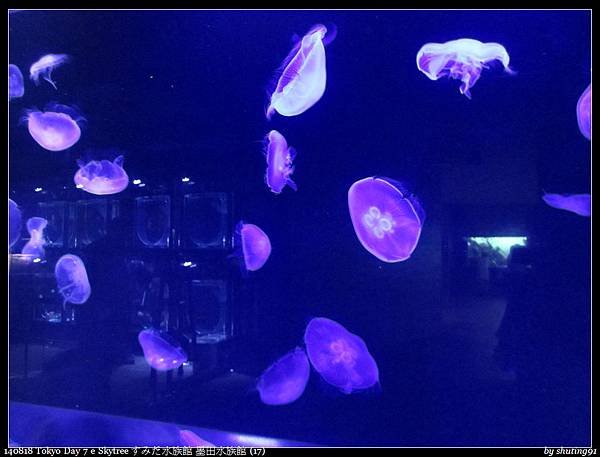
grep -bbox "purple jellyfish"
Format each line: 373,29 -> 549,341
54,254 -> 91,305
9,199 -> 22,249
416,38 -> 513,99
264,130 -> 297,194
257,347 -> 310,405
23,103 -> 84,151
9,64 -> 25,99
267,24 -> 335,119
179,430 -> 215,447
74,155 -> 129,195
29,53 -> 69,89
21,217 -> 48,260
577,84 -> 591,140
234,221 -> 272,272
304,317 -> 379,394
138,329 -> 188,371
348,177 -> 425,263
542,193 -> 591,217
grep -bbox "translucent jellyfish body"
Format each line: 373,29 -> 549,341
138,329 -> 188,371
74,155 -> 129,195
264,130 -> 297,194
23,103 -> 84,151
179,430 -> 215,447
55,254 -> 91,305
542,193 -> 591,217
29,53 -> 69,89
267,24 -> 334,119
9,199 -> 22,248
21,217 -> 48,260
577,84 -> 591,140
9,64 -> 25,99
234,222 -> 272,271
416,38 -> 512,98
257,347 -> 310,405
304,317 -> 379,394
348,177 -> 425,263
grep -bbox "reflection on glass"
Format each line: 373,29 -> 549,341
136,196 -> 170,248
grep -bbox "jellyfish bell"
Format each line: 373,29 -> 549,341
138,329 -> 188,371
233,221 -> 272,272
9,199 -> 22,248
74,155 -> 129,195
21,217 -> 48,260
577,84 -> 591,140
22,103 -> 85,151
348,177 -> 425,263
257,347 -> 310,405
54,254 -> 91,305
264,130 -> 297,194
29,53 -> 70,89
9,64 -> 25,99
179,430 -> 215,447
542,192 -> 591,217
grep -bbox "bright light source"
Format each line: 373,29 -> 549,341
75,184 -> 84,189
34,187 -> 43,192
182,261 -> 193,267
181,177 -> 190,183
33,258 -> 41,263
133,179 -> 141,185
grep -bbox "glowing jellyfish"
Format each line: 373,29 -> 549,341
9,199 -> 22,248
267,24 -> 335,119
234,222 -> 272,271
21,217 -> 48,260
416,38 -> 513,98
74,155 -> 129,195
348,177 -> 425,263
23,103 -> 84,151
257,347 -> 310,405
264,130 -> 297,194
179,430 -> 215,447
29,53 -> 69,89
542,193 -> 591,217
138,329 -> 188,371
577,84 -> 591,140
9,64 -> 25,99
304,317 -> 379,394
54,254 -> 91,305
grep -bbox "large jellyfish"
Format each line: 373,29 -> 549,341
266,24 -> 335,119
416,38 -> 513,98
264,130 -> 297,194
234,221 -> 272,271
29,53 -> 70,89
348,177 -> 425,263
304,317 -> 379,394
542,193 -> 591,217
179,430 -> 215,447
9,199 -> 22,248
257,347 -> 310,405
138,329 -> 188,371
577,84 -> 591,140
21,217 -> 48,260
9,64 -> 25,99
54,254 -> 91,305
23,103 -> 84,151
74,155 -> 129,195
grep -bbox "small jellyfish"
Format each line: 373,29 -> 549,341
29,53 -> 70,89
416,38 -> 513,98
54,254 -> 91,305
9,64 -> 25,99
267,24 -> 335,119
74,155 -> 129,195
234,221 -> 272,272
257,347 -> 310,405
179,430 -> 215,447
304,317 -> 379,394
9,199 -> 22,248
21,217 -> 48,260
264,130 -> 297,194
23,103 -> 85,151
348,177 -> 425,263
138,328 -> 188,371
577,84 -> 591,140
542,193 -> 591,217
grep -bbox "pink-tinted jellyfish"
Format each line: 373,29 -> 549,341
54,254 -> 91,305
179,430 -> 215,447
9,199 -> 22,248
577,84 -> 591,140
21,217 -> 48,260
138,329 -> 188,371
9,64 -> 25,99
542,193 -> 591,217
257,347 -> 310,405
348,177 -> 425,263
234,222 -> 272,271
416,38 -> 513,99
304,317 -> 379,394
29,53 -> 70,89
74,155 -> 129,195
23,103 -> 84,151
267,24 -> 335,119
264,130 -> 297,194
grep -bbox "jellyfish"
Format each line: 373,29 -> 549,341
348,177 -> 425,263
304,317 -> 379,394
416,38 -> 513,99
257,347 -> 310,405
9,199 -> 22,249
138,329 -> 188,371
233,221 -> 272,271
74,155 -> 129,195
21,217 -> 48,260
9,64 -> 25,99
179,430 -> 215,447
29,53 -> 69,89
22,103 -> 84,151
542,193 -> 591,217
266,24 -> 335,119
264,130 -> 297,194
54,254 -> 91,305
577,84 -> 591,140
